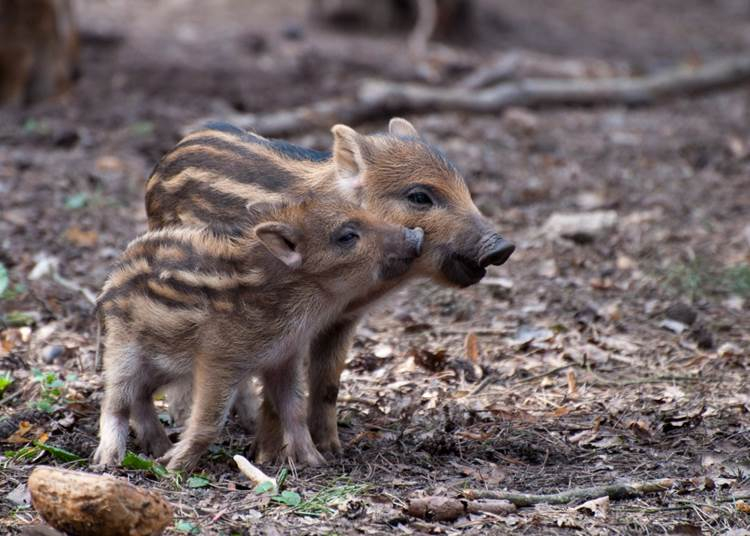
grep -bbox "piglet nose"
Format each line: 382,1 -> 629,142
405,227 -> 424,257
479,235 -> 515,267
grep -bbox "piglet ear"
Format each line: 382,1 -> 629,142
388,117 -> 419,138
331,124 -> 366,197
254,222 -> 302,269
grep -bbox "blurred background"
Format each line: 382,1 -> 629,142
1,1 -> 750,533
1,0 -> 749,331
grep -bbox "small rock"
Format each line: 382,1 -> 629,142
373,343 -> 393,359
41,345 -> 65,364
542,210 -> 618,244
7,483 -> 31,506
659,319 -> 688,334
665,302 -> 697,326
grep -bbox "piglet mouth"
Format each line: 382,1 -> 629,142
380,255 -> 417,281
442,253 -> 487,288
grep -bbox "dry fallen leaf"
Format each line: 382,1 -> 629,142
627,420 -> 652,438
573,496 -> 610,518
717,342 -> 744,358
411,347 -> 448,372
5,421 -> 34,443
567,369 -> 578,396
464,332 -> 480,363
64,227 -> 99,248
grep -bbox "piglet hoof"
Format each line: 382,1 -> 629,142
92,443 -> 124,468
142,433 -> 173,459
286,443 -> 326,467
315,434 -> 342,456
252,442 -> 281,466
158,444 -> 200,473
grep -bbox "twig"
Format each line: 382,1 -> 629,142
233,454 -> 278,494
0,386 -> 26,406
513,364 -> 574,385
460,50 -> 626,89
585,369 -> 706,387
51,271 -> 96,305
190,55 -> 750,137
469,363 -> 575,395
469,373 -> 497,396
463,478 -> 675,507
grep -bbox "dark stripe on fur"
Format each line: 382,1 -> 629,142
159,140 -> 294,192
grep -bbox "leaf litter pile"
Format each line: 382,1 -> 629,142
1,1 -> 750,534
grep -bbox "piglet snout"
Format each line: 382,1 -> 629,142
478,234 -> 515,267
404,227 -> 424,258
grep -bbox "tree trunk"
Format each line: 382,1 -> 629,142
0,0 -> 79,106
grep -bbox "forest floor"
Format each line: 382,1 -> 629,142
1,1 -> 749,534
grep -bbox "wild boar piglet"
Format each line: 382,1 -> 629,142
146,117 -> 515,453
93,197 -> 424,471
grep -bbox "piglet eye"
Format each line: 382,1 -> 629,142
407,191 -> 433,207
337,232 -> 359,247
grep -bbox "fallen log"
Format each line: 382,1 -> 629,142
190,55 -> 750,137
28,466 -> 173,536
463,478 -> 675,507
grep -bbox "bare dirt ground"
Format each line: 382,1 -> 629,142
1,1 -> 749,534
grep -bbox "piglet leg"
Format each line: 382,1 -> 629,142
258,356 -> 325,467
252,395 -> 284,464
307,317 -> 358,454
160,362 -> 239,473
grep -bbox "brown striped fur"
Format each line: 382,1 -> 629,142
93,197 -> 422,471
146,118 -> 514,454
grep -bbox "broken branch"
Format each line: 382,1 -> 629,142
233,454 -> 278,494
460,49 -> 627,89
192,55 -> 750,137
463,478 -> 675,507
